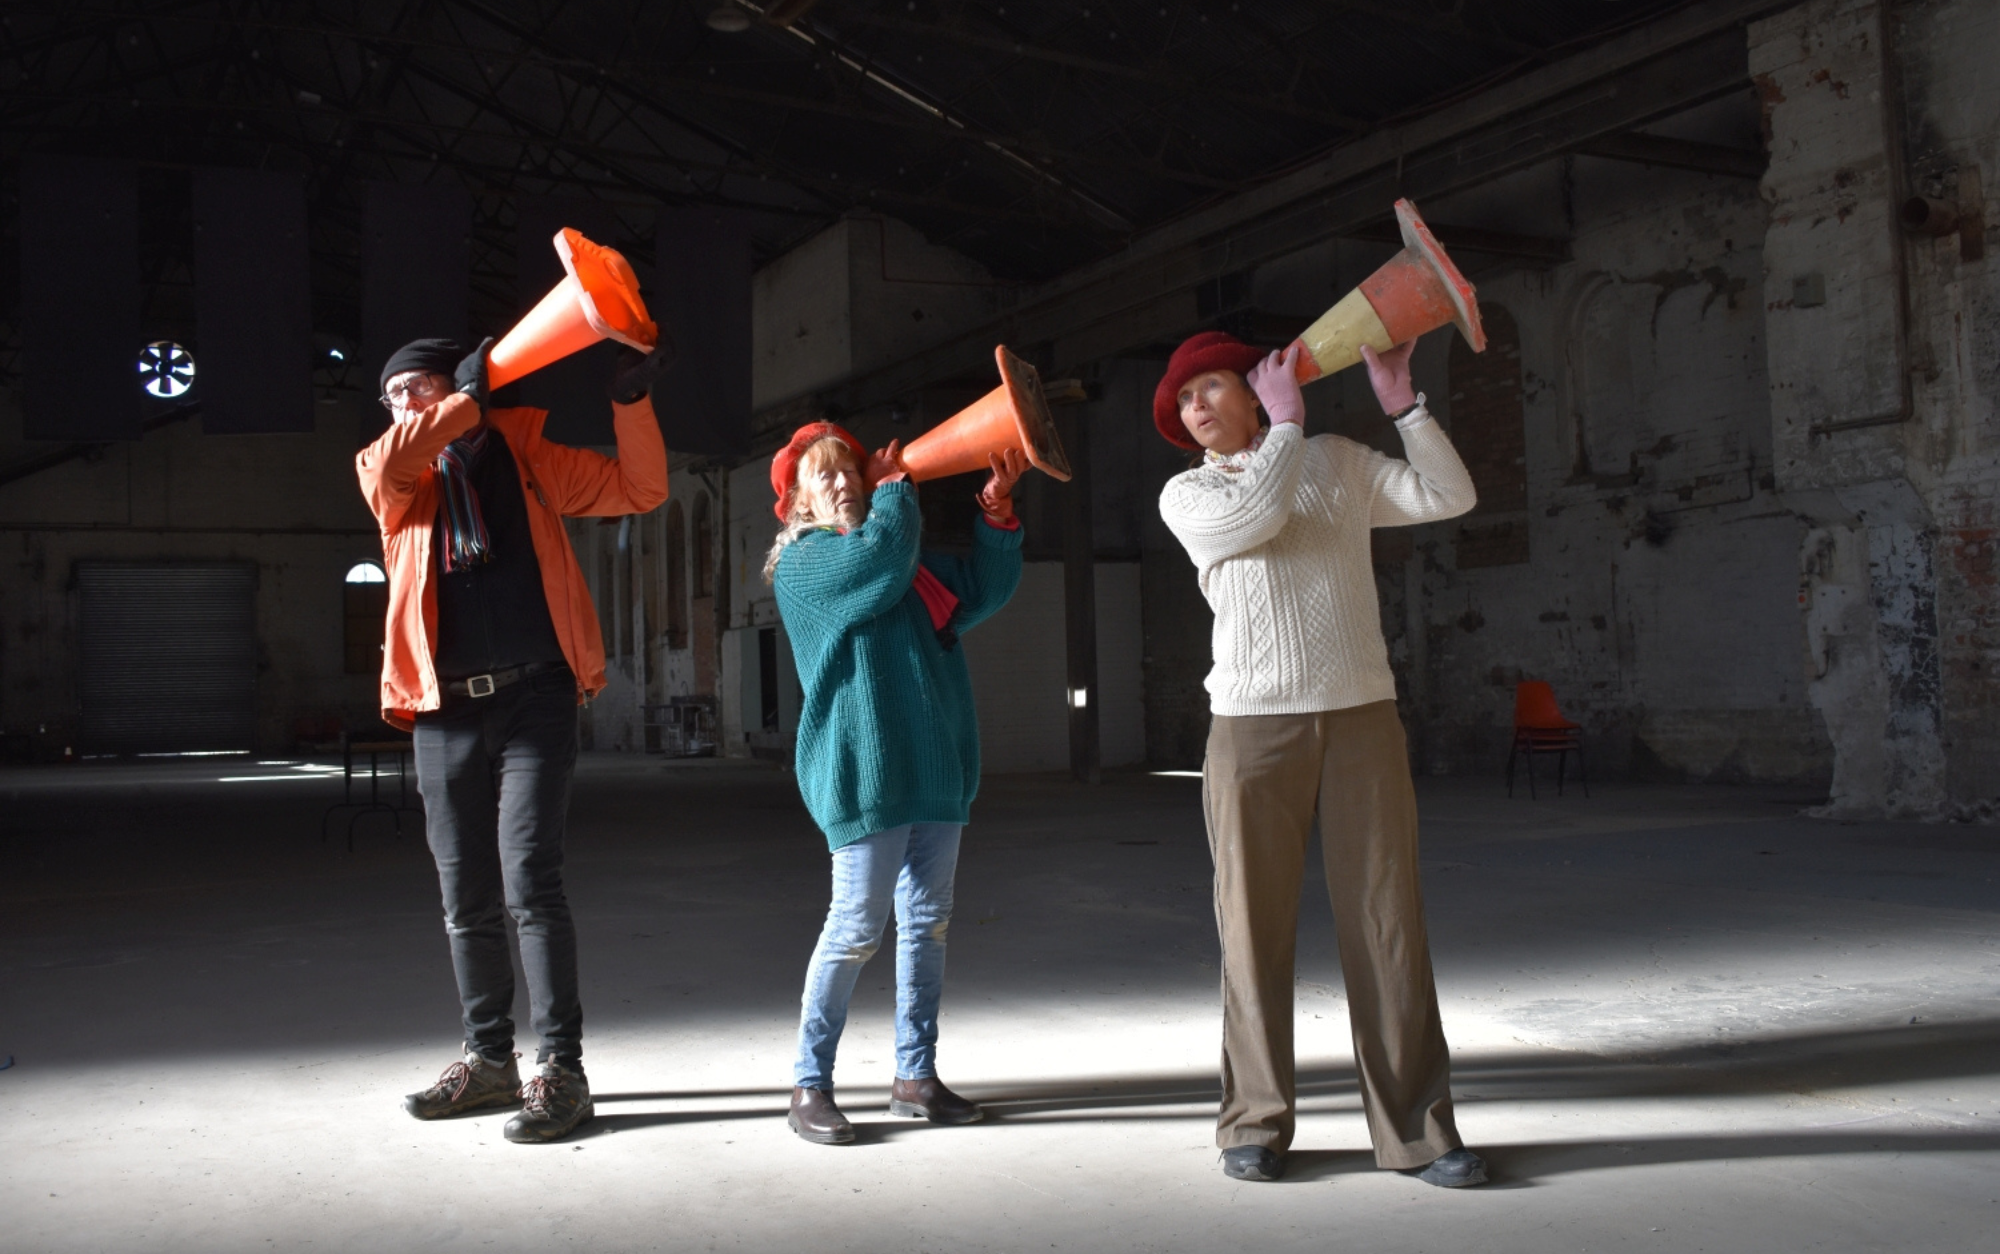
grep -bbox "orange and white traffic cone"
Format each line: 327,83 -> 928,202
1286,198 -> 1487,384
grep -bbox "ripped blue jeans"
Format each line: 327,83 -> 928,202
792,822 -> 962,1090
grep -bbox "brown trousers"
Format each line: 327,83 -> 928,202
1202,700 -> 1460,1168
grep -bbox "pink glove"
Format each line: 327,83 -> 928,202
1245,343 -> 1307,428
1360,341 -> 1418,414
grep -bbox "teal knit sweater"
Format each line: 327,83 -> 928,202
774,481 -> 1024,851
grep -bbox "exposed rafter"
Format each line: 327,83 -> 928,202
828,10 -> 1371,132
792,0 -> 1793,438
1576,130 -> 1767,179
0,0 -> 1781,350
727,0 -> 1137,232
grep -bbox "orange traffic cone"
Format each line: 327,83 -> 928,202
486,228 -> 659,391
1287,199 -> 1486,384
900,345 -> 1073,482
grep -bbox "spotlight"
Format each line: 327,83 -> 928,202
706,6 -> 751,32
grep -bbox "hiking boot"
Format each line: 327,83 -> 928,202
404,1050 -> 522,1120
889,1076 -> 984,1124
788,1086 -> 856,1144
503,1061 -> 593,1143
1407,1148 -> 1489,1188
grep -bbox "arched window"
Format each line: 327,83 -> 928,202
343,560 -> 388,675
664,499 -> 688,649
692,492 -> 714,598
1565,274 -> 1652,480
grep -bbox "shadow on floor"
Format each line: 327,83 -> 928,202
972,1017 -> 2000,1122
1277,1127 -> 2000,1185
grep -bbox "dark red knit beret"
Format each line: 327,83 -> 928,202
1151,331 -> 1269,448
771,421 -> 868,521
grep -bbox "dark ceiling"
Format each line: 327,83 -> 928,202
1,0 -> 1699,356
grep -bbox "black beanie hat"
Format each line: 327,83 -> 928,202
380,338 -> 465,391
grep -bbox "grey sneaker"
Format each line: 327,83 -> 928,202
503,1061 -> 593,1143
404,1050 -> 522,1120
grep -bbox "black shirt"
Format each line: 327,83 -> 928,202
432,432 -> 567,681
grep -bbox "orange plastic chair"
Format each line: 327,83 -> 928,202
1506,681 -> 1587,799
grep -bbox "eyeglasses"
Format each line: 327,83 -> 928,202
379,373 -> 448,409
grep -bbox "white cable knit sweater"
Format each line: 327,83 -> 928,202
1158,409 -> 1477,716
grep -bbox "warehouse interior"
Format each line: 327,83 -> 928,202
2,1 -> 1998,1250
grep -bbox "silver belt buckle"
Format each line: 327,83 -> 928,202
466,673 -> 496,698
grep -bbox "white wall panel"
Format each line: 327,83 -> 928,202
964,561 -> 1143,774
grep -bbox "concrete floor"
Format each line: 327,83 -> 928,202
2,755 -> 1997,1253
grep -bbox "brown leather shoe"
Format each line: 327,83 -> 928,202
788,1086 -> 856,1144
889,1076 -> 984,1124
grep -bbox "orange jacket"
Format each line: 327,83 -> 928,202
355,392 -> 669,730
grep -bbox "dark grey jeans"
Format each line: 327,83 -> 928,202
413,667 -> 583,1069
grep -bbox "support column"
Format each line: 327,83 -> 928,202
1060,407 -> 1100,784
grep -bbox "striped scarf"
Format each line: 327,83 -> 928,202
436,425 -> 492,572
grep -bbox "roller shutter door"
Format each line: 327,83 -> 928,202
77,561 -> 258,754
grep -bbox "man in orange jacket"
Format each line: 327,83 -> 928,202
355,335 -> 669,1143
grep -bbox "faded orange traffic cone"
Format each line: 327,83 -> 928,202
899,345 -> 1073,482
1287,198 -> 1486,384
486,228 -> 659,391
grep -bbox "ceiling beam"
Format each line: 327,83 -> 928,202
830,11 -> 1370,131
1342,221 -> 1572,267
1321,0 -> 1543,60
762,0 -> 822,29
729,0 -> 1135,232
1575,130 -> 1767,179
766,0 -> 1793,439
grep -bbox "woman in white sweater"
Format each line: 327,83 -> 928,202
1155,329 -> 1487,1189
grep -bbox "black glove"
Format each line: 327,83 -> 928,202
609,333 -> 677,405
454,337 -> 494,411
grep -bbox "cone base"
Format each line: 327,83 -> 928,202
1394,199 -> 1485,353
997,347 -> 1072,483
555,228 -> 657,352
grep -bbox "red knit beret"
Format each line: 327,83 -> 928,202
771,421 -> 868,521
1151,331 -> 1269,448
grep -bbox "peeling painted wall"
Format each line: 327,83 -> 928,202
1755,0 -> 1998,815
1404,169 -> 1822,785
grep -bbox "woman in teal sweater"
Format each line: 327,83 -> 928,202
766,421 -> 1024,1145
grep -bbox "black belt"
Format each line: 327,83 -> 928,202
444,661 -> 568,699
